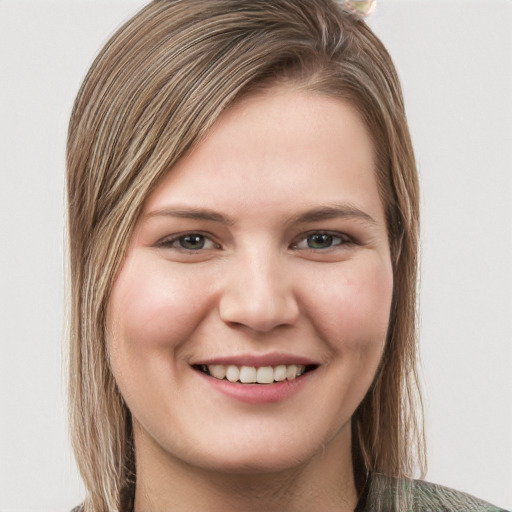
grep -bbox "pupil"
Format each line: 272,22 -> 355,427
308,234 -> 332,249
180,235 -> 204,250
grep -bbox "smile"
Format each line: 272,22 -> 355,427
193,364 -> 317,384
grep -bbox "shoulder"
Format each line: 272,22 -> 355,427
409,479 -> 508,512
364,474 -> 509,512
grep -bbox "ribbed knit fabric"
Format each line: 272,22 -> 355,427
71,474 -> 510,512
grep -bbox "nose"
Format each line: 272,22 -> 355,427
218,250 -> 300,333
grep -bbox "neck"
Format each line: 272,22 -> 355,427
133,423 -> 358,512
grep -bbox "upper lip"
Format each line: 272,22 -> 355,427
191,352 -> 320,367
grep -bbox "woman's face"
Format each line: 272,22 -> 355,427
107,86 -> 393,474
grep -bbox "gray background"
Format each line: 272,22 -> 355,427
0,0 -> 511,510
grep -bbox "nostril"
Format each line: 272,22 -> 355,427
219,297 -> 300,333
217,261 -> 300,333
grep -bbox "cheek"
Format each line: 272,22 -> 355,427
302,256 -> 393,424
107,256 -> 212,367
305,255 -> 393,353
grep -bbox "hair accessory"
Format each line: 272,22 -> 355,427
344,0 -> 376,17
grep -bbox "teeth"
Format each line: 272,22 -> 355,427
239,366 -> 257,383
256,366 -> 274,384
209,365 -> 226,380
226,365 -> 240,383
286,364 -> 298,380
201,364 -> 308,384
274,365 -> 287,382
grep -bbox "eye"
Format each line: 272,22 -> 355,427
157,233 -> 219,251
292,232 -> 350,250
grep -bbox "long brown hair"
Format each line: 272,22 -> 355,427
67,1 -> 424,510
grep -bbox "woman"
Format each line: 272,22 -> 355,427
66,1 -> 507,511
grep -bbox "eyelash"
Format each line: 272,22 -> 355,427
157,233 -> 220,251
291,231 -> 353,251
157,231 -> 354,252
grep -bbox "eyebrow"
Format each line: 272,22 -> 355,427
289,204 -> 377,226
144,203 -> 377,227
144,207 -> 236,226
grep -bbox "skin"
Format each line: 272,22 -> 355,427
107,85 -> 394,512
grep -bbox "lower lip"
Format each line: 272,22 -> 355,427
195,369 -> 315,404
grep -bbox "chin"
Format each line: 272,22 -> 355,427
195,448 -> 315,475
175,421 -> 350,476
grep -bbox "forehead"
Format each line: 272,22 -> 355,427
143,85 -> 383,224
